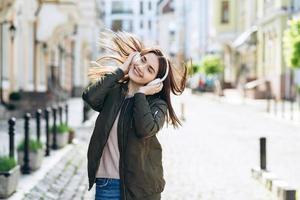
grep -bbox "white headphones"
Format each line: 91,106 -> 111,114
133,53 -> 169,86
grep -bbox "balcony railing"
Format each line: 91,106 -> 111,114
111,9 -> 133,14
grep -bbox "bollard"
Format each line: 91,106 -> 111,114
44,108 -> 50,156
52,106 -> 58,149
65,104 -> 68,126
274,98 -> 278,115
266,81 -> 271,113
282,99 -> 285,118
36,109 -> 42,142
58,105 -> 63,125
22,113 -> 31,174
266,97 -> 271,113
290,98 -> 294,121
180,102 -> 186,121
8,117 -> 16,159
260,137 -> 267,170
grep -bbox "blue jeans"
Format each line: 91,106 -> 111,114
95,178 -> 121,200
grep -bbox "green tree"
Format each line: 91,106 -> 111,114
283,19 -> 300,99
187,62 -> 201,76
200,55 -> 224,76
283,19 -> 300,69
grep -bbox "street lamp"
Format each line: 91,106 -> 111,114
0,22 -> 16,104
9,23 -> 16,93
9,23 -> 16,41
42,42 -> 48,54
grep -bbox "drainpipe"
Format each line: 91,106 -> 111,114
0,22 -> 4,105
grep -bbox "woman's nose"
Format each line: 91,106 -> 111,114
136,65 -> 145,75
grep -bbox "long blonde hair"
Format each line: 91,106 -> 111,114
88,31 -> 144,82
88,30 -> 187,128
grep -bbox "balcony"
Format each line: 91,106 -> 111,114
111,9 -> 133,14
111,1 -> 132,14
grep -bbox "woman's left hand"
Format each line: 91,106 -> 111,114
137,83 -> 163,95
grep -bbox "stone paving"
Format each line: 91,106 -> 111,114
158,90 -> 300,199
6,91 -> 300,200
22,126 -> 94,200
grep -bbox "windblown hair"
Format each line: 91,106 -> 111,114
88,30 -> 187,128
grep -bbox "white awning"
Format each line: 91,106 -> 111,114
232,26 -> 258,48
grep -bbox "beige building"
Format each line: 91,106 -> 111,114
212,0 -> 239,87
0,0 -> 99,114
231,0 -> 259,97
213,0 -> 292,99
255,0 -> 291,99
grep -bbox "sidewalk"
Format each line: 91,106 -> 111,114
2,98 -> 97,200
22,129 -> 93,200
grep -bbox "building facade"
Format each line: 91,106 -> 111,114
99,0 -> 159,46
0,0 -> 100,115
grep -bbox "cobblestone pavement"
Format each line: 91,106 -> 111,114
14,91 -> 300,200
158,90 -> 300,200
22,126 -> 94,200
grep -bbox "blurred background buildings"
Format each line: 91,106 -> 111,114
2,0 -> 300,117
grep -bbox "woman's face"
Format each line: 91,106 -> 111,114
128,53 -> 159,85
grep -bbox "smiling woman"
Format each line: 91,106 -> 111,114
89,30 -> 187,127
83,30 -> 187,200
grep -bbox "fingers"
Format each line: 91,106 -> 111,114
122,53 -> 136,71
125,52 -> 139,68
151,83 -> 163,94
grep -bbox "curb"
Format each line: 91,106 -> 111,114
251,167 -> 299,200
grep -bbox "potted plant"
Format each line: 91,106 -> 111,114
0,156 -> 20,198
17,139 -> 44,171
200,55 -> 224,95
8,91 -> 22,109
49,123 -> 70,148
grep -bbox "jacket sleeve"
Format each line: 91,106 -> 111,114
82,67 -> 125,112
133,93 -> 168,139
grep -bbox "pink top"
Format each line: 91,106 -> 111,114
96,95 -> 133,179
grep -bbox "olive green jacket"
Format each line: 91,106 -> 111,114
82,68 -> 167,200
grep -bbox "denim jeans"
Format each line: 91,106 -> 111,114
95,178 -> 121,200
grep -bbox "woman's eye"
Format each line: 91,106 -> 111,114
141,56 -> 146,63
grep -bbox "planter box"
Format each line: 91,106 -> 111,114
49,132 -> 69,148
17,148 -> 44,171
0,165 -> 20,198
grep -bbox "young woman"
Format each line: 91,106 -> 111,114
82,31 -> 187,200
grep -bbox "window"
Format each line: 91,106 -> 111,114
148,1 -> 152,10
221,1 -> 229,24
112,20 -> 123,31
140,1 -> 143,14
148,20 -> 152,30
140,21 -> 143,29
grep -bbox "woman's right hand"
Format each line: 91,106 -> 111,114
119,52 -> 139,74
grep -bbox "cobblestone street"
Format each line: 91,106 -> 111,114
22,126 -> 94,200
159,90 -> 300,200
8,90 -> 300,200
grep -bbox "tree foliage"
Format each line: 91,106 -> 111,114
283,19 -> 300,68
200,55 -> 224,76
